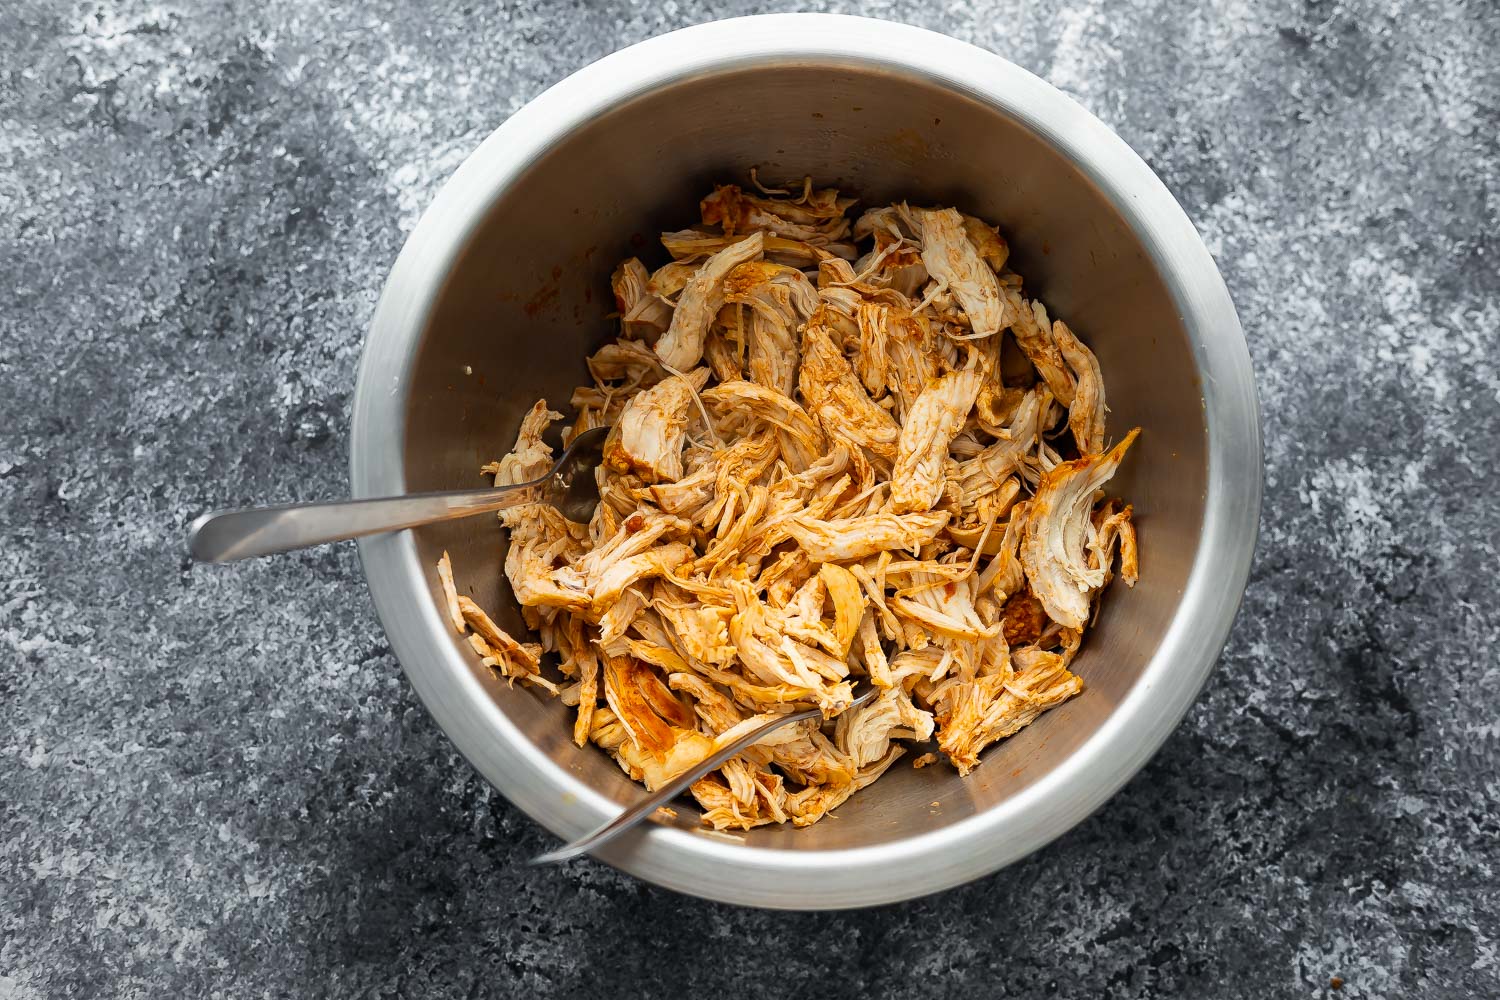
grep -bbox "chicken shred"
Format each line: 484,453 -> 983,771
915,208 -> 1009,340
1020,429 -> 1141,629
603,368 -> 711,483
654,232 -> 766,371
799,309 -> 902,464
890,367 -> 984,513
444,177 -> 1142,830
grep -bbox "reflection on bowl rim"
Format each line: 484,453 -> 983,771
350,12 -> 1262,909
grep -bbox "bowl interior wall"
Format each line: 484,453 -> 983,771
400,62 -> 1206,851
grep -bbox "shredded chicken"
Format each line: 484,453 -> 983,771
915,208 -> 1009,339
603,368 -> 711,483
654,232 -> 766,371
1020,429 -> 1140,629
444,176 -> 1142,830
890,367 -> 984,513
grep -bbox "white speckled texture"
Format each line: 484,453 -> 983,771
2,1 -> 1497,996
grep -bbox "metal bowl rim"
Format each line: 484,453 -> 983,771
350,12 -> 1263,909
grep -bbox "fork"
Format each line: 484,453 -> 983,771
186,426 -> 610,563
531,679 -> 880,864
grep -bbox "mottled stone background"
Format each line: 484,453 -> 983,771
2,0 -> 1497,996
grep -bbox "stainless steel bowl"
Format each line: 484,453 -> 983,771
350,13 -> 1261,909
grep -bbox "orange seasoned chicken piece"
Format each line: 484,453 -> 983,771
916,207 -> 1008,339
890,367 -> 984,513
654,231 -> 765,370
602,368 -> 711,483
798,309 -> 901,463
1020,428 -> 1141,629
785,510 -> 950,563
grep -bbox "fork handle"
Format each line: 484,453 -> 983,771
186,484 -> 536,563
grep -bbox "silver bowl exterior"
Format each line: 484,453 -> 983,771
350,13 -> 1262,909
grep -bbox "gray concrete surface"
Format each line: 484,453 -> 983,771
2,0 -> 1497,996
